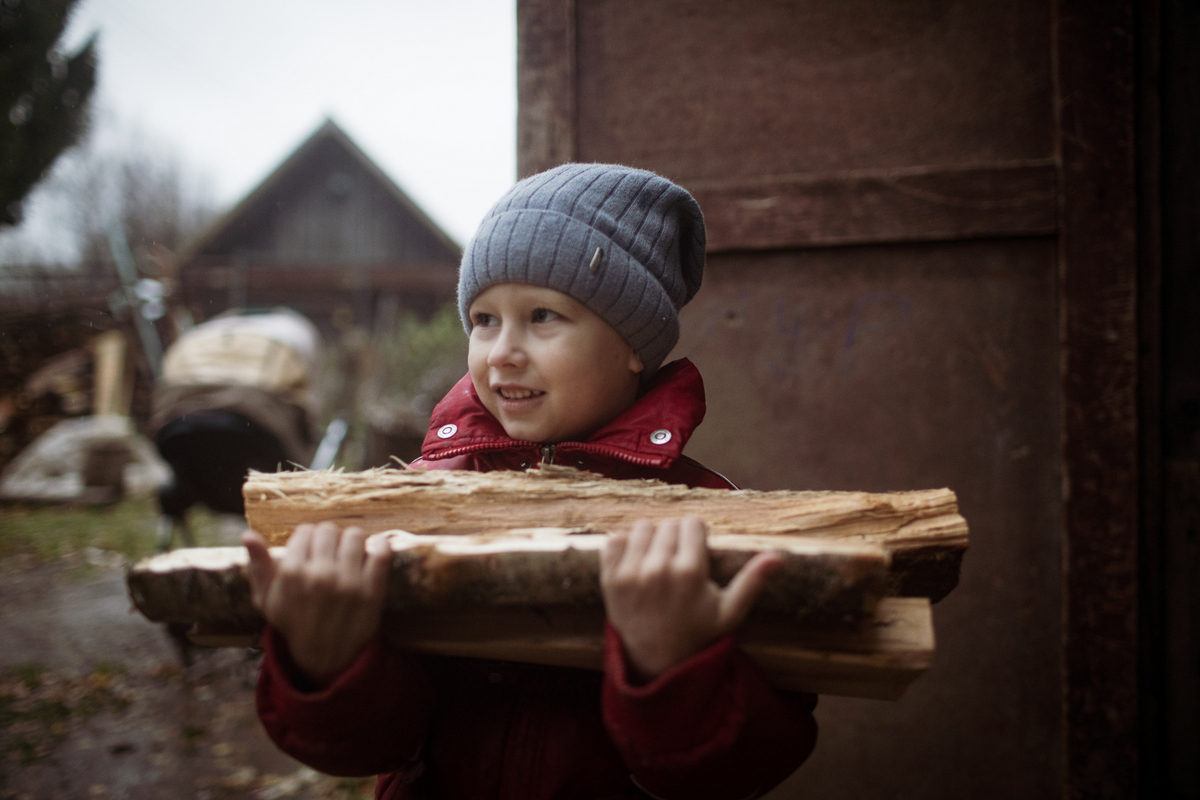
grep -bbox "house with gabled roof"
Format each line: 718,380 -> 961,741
175,119 -> 461,331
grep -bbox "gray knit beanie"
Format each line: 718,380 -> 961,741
457,163 -> 706,377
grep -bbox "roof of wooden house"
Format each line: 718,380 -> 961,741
176,119 -> 461,281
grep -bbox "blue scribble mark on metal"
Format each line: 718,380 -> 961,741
775,300 -> 802,338
844,293 -> 913,349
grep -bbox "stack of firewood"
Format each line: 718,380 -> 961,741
127,465 -> 968,700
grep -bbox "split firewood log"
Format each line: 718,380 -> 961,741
125,537 -> 932,699
127,529 -> 889,629
241,465 -> 968,600
379,597 -> 935,701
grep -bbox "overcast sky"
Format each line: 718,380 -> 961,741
3,0 -> 517,261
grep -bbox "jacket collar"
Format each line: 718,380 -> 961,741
420,359 -> 707,469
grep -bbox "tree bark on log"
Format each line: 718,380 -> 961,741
242,465 -> 969,601
126,541 -> 931,700
128,530 -> 889,627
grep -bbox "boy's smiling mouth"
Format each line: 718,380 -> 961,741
495,386 -> 546,401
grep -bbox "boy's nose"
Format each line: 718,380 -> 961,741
487,326 -> 527,368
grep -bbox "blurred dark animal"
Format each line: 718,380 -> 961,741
155,409 -> 291,525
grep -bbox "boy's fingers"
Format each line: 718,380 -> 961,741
641,518 -> 680,574
363,536 -> 393,599
674,516 -> 708,573
601,533 -> 629,578
621,520 -> 655,571
310,521 -> 341,566
282,524 -> 314,570
718,551 -> 783,632
242,532 -> 276,610
336,526 -> 368,584
365,531 -> 394,557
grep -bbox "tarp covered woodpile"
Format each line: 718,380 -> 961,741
0,415 -> 171,503
127,467 -> 967,699
150,310 -> 321,468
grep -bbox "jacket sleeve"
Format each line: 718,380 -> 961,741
601,623 -> 817,800
256,626 -> 435,778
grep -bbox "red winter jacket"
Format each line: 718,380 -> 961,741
255,359 -> 818,800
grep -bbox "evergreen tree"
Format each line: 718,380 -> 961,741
0,0 -> 96,226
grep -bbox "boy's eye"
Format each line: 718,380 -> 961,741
531,307 -> 560,323
472,312 -> 497,327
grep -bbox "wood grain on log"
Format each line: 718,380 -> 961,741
242,466 -> 968,601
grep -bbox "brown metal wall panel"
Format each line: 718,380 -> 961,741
519,0 -> 1143,794
517,0 -> 577,177
1153,3 -> 1200,794
691,160 -> 1056,251
1135,1 -> 1165,791
690,161 -> 1059,251
674,239 -> 1063,798
575,0 -> 1054,180
1055,2 -> 1140,796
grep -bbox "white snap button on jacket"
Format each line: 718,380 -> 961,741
437,424 -> 458,439
649,429 -> 672,445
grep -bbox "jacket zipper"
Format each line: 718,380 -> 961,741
427,441 -> 522,460
556,443 -> 668,468
428,440 -> 667,469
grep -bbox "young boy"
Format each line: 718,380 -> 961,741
243,164 -> 818,800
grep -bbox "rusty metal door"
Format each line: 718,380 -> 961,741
519,0 -> 1138,797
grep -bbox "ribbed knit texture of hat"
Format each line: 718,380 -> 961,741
457,163 -> 706,377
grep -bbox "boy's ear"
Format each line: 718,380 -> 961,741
628,349 -> 645,375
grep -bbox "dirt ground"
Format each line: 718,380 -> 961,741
0,506 -> 374,800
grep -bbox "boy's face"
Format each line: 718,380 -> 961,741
467,283 -> 644,444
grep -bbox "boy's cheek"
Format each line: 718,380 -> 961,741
467,347 -> 492,389
466,338 -> 487,366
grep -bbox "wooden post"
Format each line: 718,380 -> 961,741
91,330 -> 130,417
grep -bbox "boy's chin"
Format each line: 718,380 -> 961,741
500,421 -> 555,444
